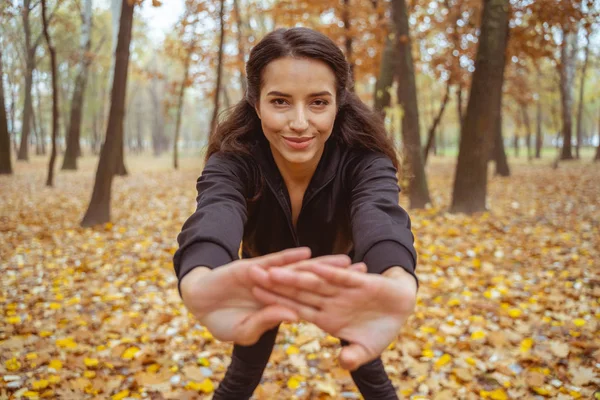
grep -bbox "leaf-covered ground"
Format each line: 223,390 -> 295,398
1,154 -> 599,400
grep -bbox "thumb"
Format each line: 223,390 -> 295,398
339,343 -> 373,371
234,305 -> 298,346
348,262 -> 367,273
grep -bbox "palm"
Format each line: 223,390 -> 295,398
249,265 -> 416,369
180,248 -> 355,346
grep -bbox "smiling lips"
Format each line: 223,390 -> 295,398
283,136 -> 314,150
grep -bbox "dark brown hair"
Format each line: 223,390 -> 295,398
206,27 -> 400,172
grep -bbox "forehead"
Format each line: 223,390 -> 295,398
261,57 -> 336,95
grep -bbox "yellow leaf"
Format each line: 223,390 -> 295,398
532,386 -> 551,395
434,353 -> 452,370
48,375 -> 60,384
422,348 -> 434,358
56,337 -> 77,349
520,338 -> 534,353
49,359 -> 63,370
465,357 -> 477,366
49,303 -> 61,310
573,318 -> 586,327
121,346 -> 140,360
23,391 -> 39,399
471,330 -> 486,340
112,389 -> 129,400
420,326 -> 437,334
508,308 -> 522,318
26,353 -> 38,360
447,298 -> 461,307
5,357 -> 21,371
32,379 -> 49,390
84,371 -> 96,379
185,378 -> 214,393
286,345 -> 299,355
287,375 -> 305,389
84,358 -> 99,367
5,316 -> 21,324
39,331 -> 52,337
197,357 -> 209,367
146,363 -> 161,373
480,388 -> 508,400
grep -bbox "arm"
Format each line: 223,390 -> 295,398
173,152 -> 249,298
348,153 -> 418,288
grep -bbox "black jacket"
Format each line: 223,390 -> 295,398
173,136 -> 417,295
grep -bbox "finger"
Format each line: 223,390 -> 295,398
282,254 -> 352,271
268,267 -> 339,297
252,286 -> 320,322
250,247 -> 312,268
348,262 -> 367,273
293,264 -> 364,288
338,343 -> 374,371
234,305 -> 298,346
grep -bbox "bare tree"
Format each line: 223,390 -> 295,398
559,28 -> 577,160
0,47 -> 12,174
41,0 -> 58,187
391,0 -> 431,208
210,0 -> 226,136
62,0 -> 93,170
81,0 -> 134,226
451,0 -> 510,214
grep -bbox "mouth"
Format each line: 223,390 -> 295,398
282,136 -> 315,150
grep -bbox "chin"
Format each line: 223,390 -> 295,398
280,149 -> 317,164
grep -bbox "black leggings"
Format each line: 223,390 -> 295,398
213,325 -> 398,399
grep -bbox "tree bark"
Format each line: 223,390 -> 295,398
18,0 -> 36,161
391,0 -> 431,208
0,48 -> 12,174
373,35 -> 396,116
81,0 -> 134,226
232,0 -> 247,93
493,104 -> 510,176
456,84 -> 464,132
450,0 -> 509,214
423,80 -> 451,164
210,0 -> 226,136
62,0 -> 93,170
41,0 -> 59,187
342,0 -> 355,89
559,28 -> 577,160
575,30 -> 590,160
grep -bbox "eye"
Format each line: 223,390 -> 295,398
312,99 -> 329,107
270,98 -> 288,106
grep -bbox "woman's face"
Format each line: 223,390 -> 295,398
255,56 -> 337,171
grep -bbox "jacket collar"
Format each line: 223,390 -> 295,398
251,134 -> 342,195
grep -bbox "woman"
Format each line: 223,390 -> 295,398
174,27 -> 418,399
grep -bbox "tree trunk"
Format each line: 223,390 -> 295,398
18,0 -> 36,161
456,84 -> 464,132
210,0 -> 226,136
559,28 -> 577,160
41,0 -> 59,187
174,57 -> 191,170
81,0 -> 134,227
596,107 -> 600,161
535,77 -> 543,158
493,104 -> 510,176
342,0 -> 355,89
575,30 -> 590,160
391,0 -> 431,208
373,35 -> 396,116
62,0 -> 93,170
450,0 -> 509,214
232,0 -> 247,93
521,105 -> 532,160
0,48 -> 12,174
423,80 -> 450,164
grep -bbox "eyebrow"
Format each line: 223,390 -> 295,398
266,90 -> 333,98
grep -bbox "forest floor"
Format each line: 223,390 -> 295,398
1,151 -> 599,400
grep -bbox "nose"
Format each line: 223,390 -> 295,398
289,107 -> 309,132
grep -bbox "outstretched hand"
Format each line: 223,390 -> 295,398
180,248 -> 363,346
248,264 -> 417,370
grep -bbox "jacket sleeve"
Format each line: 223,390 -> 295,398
173,152 -> 248,297
348,153 -> 418,285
